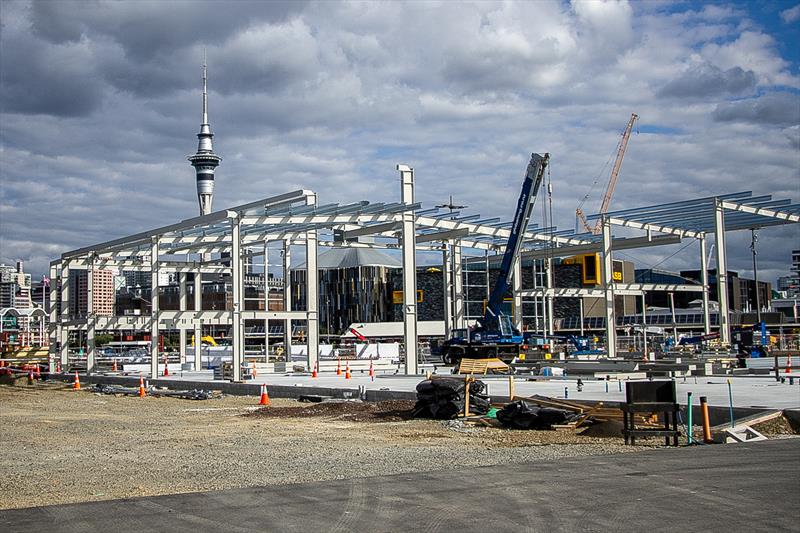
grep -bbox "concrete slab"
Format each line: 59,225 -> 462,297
53,370 -> 800,409
210,372 -> 800,409
3,439 -> 797,532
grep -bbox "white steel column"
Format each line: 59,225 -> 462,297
59,260 -> 70,370
263,241 -> 270,359
231,216 -> 243,382
193,271 -> 202,370
150,238 -> 160,378
283,240 -> 292,358
546,258 -> 555,337
513,257 -> 523,332
442,245 -> 453,339
601,218 -> 617,358
86,256 -> 96,373
452,241 -> 465,330
398,164 -> 418,374
669,292 -> 678,343
714,200 -> 731,345
641,294 -> 648,357
699,235 -> 711,336
48,262 -> 58,372
305,193 -> 319,371
179,273 -> 188,364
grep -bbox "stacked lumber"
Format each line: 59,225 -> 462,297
513,394 -> 659,431
457,358 -> 510,375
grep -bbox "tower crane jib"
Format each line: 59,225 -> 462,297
576,113 -> 638,235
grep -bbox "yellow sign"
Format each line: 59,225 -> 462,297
612,271 -> 623,281
393,290 -> 423,304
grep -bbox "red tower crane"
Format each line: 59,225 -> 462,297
576,113 -> 638,234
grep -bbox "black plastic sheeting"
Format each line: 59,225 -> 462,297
496,401 -> 575,430
413,377 -> 490,420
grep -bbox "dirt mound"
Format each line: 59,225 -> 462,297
247,400 -> 417,422
579,420 -> 624,438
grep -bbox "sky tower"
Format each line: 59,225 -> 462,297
188,58 -> 221,215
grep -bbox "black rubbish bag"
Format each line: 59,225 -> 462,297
496,401 -> 572,430
413,377 -> 490,419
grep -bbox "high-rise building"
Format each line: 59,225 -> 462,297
188,59 -> 221,216
69,269 -> 115,317
0,262 -> 31,309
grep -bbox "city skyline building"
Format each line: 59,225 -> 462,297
69,269 -> 115,318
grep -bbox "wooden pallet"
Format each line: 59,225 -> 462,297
457,358 -> 509,375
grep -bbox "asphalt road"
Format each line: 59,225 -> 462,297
3,439 -> 798,532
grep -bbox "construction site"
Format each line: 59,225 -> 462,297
2,136 -> 799,529
2,60 -> 799,531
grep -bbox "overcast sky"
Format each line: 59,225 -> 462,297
1,0 -> 798,285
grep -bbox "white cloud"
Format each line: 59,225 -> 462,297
780,4 -> 800,24
701,31 -> 800,88
0,0 -> 798,284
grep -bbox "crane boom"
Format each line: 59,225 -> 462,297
592,113 -> 638,234
438,152 -> 549,365
484,152 -> 549,328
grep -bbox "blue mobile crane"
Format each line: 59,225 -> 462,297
440,153 -> 549,365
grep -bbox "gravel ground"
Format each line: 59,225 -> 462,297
1,382 -> 640,510
751,416 -> 800,436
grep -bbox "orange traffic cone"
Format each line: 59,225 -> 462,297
138,376 -> 146,398
28,371 -> 34,385
57,360 -> 61,373
369,360 -> 374,381
336,357 -> 342,376
345,361 -> 351,380
72,371 -> 81,391
0,360 -> 4,367
259,384 -> 270,406
163,356 -> 169,377
112,360 -> 118,372
787,355 -> 792,375
34,366 -> 41,380
312,361 -> 318,379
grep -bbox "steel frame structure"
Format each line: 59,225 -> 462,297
50,173 -> 798,377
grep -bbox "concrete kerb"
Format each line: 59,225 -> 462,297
41,372 -> 777,427
45,373 -> 364,401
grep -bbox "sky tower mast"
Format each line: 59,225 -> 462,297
188,55 -> 221,215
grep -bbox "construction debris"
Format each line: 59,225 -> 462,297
413,377 -> 490,419
723,426 -> 768,444
92,383 -> 215,400
496,401 -> 576,430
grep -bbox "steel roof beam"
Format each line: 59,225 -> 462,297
415,228 -> 471,243
415,215 -> 590,246
239,211 -> 409,226
467,234 -> 681,264
63,190 -> 313,258
587,191 -> 753,220
721,201 -> 800,223
606,216 -> 704,238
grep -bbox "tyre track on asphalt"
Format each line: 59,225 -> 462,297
133,498 -> 254,533
329,480 -> 367,533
